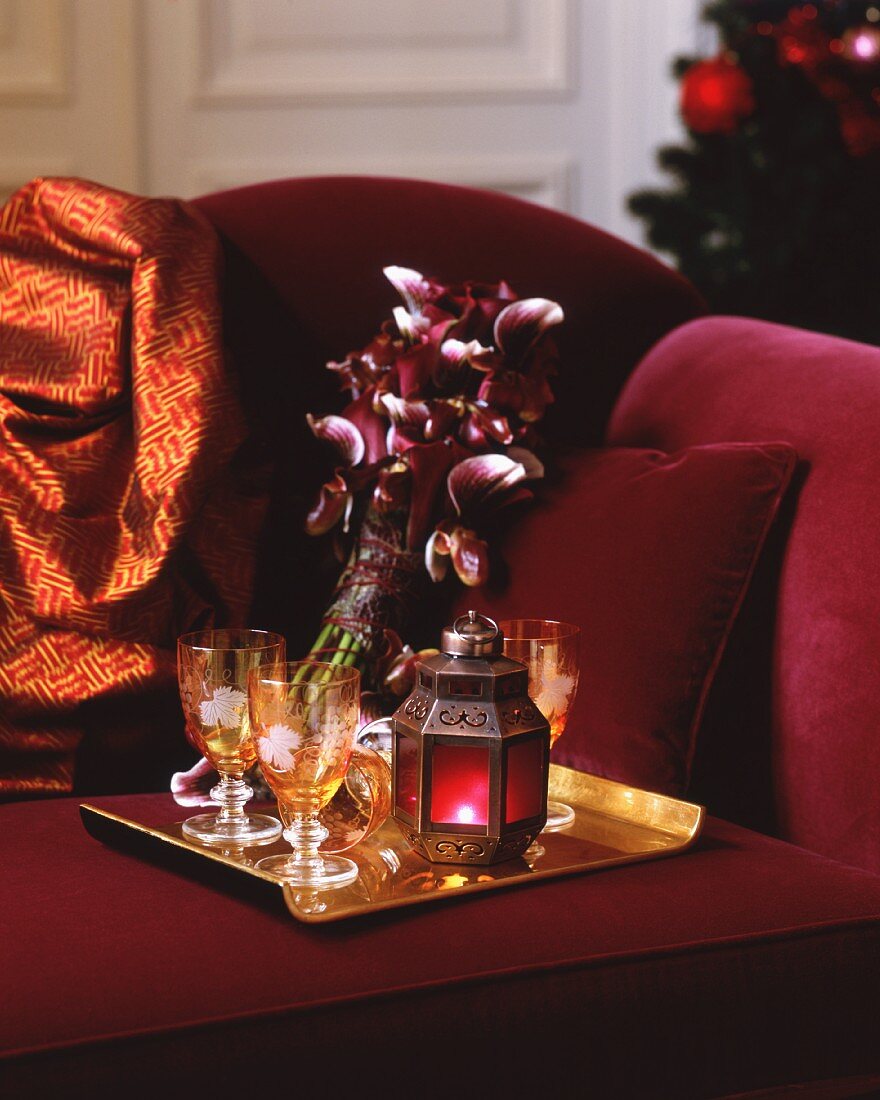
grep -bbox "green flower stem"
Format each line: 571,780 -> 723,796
311,620 -> 336,658
302,623 -> 367,684
329,630 -> 353,666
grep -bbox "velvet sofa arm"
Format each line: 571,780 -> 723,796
605,315 -> 880,875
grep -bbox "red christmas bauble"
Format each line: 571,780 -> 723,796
680,57 -> 756,134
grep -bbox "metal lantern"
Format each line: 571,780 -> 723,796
391,610 -> 551,865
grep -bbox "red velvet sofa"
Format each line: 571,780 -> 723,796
3,178 -> 880,1099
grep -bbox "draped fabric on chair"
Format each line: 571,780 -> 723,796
0,178 -> 267,797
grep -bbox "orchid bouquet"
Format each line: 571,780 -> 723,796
171,265 -> 563,806
301,265 -> 564,716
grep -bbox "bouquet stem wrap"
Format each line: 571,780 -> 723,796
306,504 -> 423,685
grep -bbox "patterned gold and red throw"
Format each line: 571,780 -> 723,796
0,178 -> 265,795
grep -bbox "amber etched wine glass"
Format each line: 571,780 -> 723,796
177,629 -> 285,844
499,619 -> 580,831
249,661 -> 362,889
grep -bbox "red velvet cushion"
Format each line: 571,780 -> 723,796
451,443 -> 797,795
3,792 -> 880,1097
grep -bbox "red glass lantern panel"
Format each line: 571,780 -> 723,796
430,743 -> 490,827
505,737 -> 544,824
394,732 -> 419,819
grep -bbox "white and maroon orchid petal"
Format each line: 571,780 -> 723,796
344,391 -> 389,466
438,338 -> 469,369
439,337 -> 492,368
447,453 -> 527,516
449,527 -> 490,587
171,757 -> 218,808
494,298 -> 564,362
470,401 -> 514,445
378,393 -> 430,428
383,644 -> 417,696
506,445 -> 545,481
306,412 -> 366,467
458,413 -> 489,450
306,472 -> 352,536
384,265 -> 432,316
385,645 -> 440,696
425,528 -> 452,582
373,465 -> 410,512
425,399 -> 462,441
392,305 -> 418,343
468,346 -> 504,373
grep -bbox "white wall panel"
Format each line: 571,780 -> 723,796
192,0 -> 572,101
0,0 -> 69,103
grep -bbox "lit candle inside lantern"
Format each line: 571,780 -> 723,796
430,743 -> 490,827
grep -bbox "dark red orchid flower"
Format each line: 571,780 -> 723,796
307,266 -> 561,588
376,627 -> 440,698
305,412 -> 394,535
425,452 -> 541,586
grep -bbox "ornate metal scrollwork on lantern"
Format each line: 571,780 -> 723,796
502,704 -> 537,727
436,840 -> 485,859
404,697 -> 429,721
438,708 -> 489,727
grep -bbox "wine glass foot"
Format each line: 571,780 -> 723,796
524,840 -> 546,864
542,799 -> 576,832
182,812 -> 282,845
256,852 -> 360,889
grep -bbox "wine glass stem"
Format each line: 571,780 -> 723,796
211,774 -> 251,824
284,813 -> 329,876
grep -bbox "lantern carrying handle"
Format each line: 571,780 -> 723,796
453,609 -> 500,640
442,610 -> 504,656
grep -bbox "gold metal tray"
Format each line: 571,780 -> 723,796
80,765 -> 704,924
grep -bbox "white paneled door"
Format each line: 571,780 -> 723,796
1,0 -> 701,246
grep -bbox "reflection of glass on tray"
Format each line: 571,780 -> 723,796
80,765 -> 704,924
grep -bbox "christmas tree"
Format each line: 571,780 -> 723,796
629,1 -> 880,345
